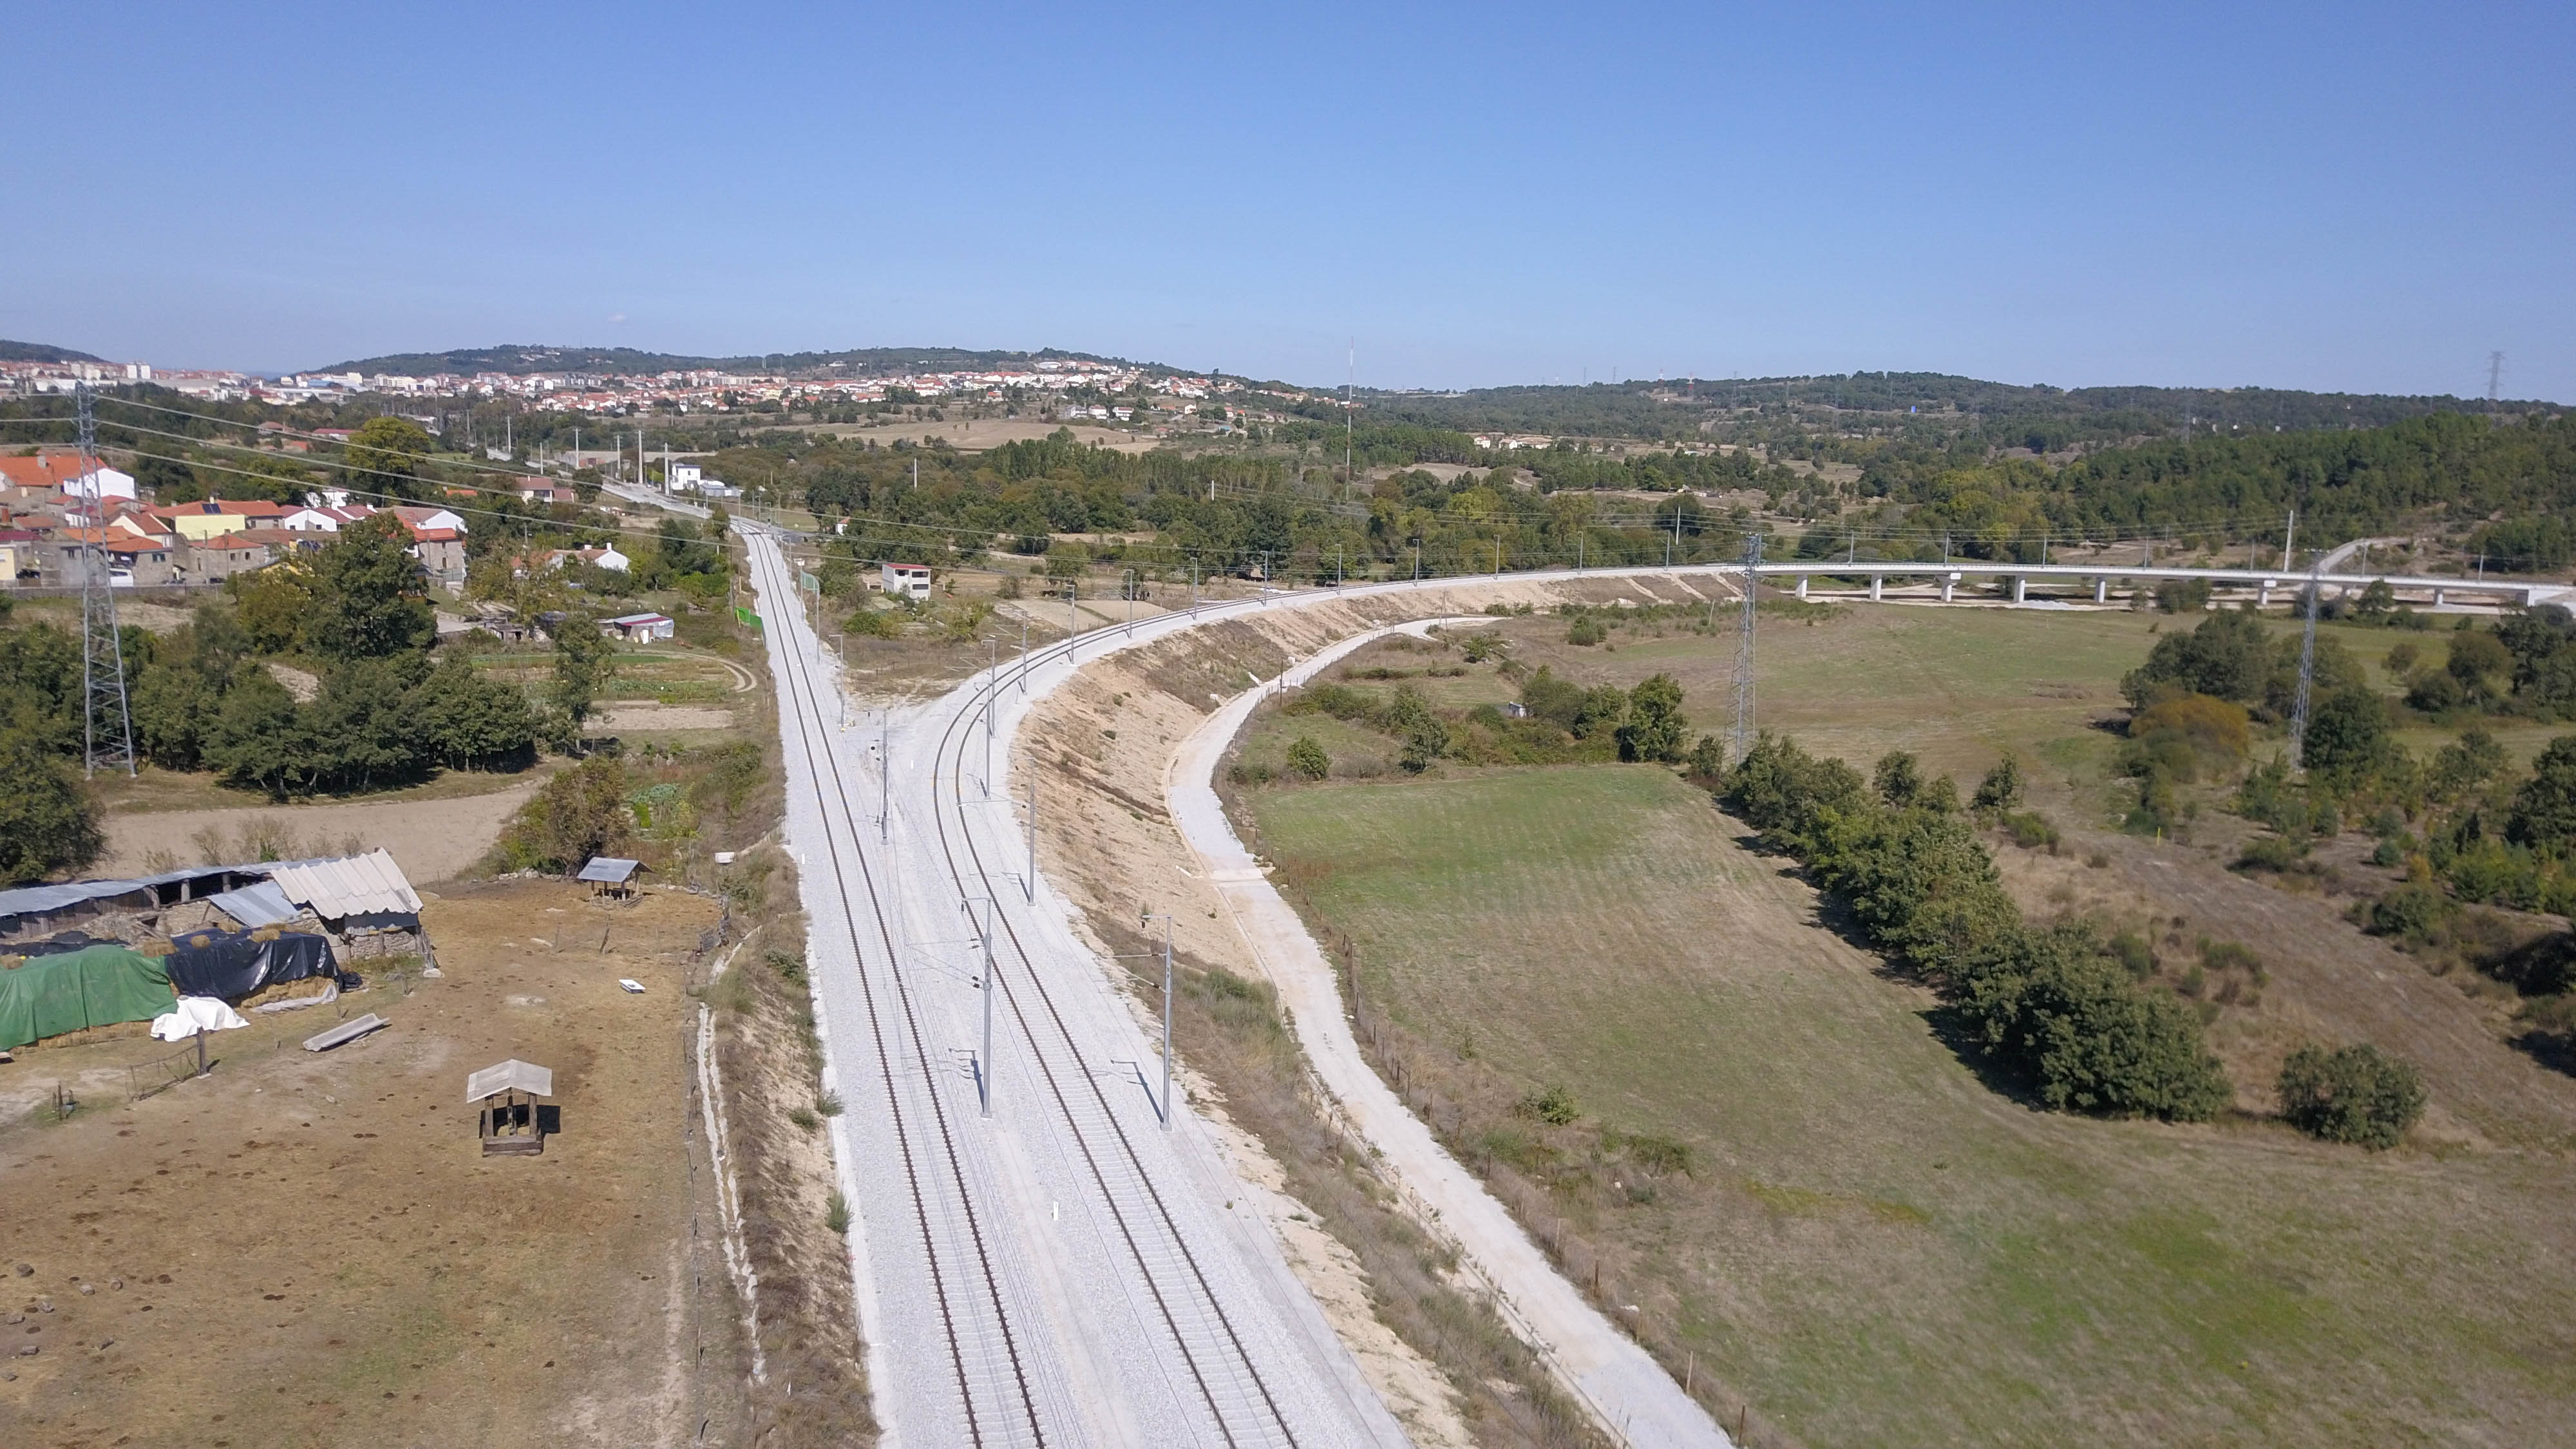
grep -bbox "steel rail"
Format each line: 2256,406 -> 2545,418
923,612 -> 1306,1449
749,539 -> 1044,1446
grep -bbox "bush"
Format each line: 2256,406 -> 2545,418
0,728 -> 102,884
1513,1084 -> 1580,1126
1971,754 -> 2025,813
2365,880 -> 2456,943
2001,811 -> 2060,849
2278,1043 -> 2425,1148
1285,736 -> 1330,781
1566,616 -> 1606,646
490,753 -> 634,873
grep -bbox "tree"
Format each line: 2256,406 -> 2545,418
0,726 -> 102,883
1616,673 -> 1688,762
301,658 -> 433,791
493,752 -> 633,873
204,666 -> 305,797
341,416 -> 435,500
1381,685 -> 1448,772
2506,735 -> 2576,848
417,654 -> 538,769
1972,753 -> 2025,813
549,611 -> 619,747
1285,735 -> 1329,781
308,515 -> 434,660
2278,1043 -> 2424,1149
229,563 -> 317,654
2445,629 -> 2512,696
2121,609 -> 2271,708
1874,749 -> 1927,807
129,451 -> 202,502
2302,685 -> 2394,781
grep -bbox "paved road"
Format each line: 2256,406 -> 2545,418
745,530 -> 1409,1449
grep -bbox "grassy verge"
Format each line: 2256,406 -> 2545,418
1247,763 -> 2576,1448
1084,916 -> 1604,1449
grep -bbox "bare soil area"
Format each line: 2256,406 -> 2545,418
95,773 -> 547,883
0,880 -> 751,1449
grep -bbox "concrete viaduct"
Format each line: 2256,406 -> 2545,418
1721,560 -> 2571,611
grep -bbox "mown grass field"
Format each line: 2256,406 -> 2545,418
1249,759 -> 2576,1448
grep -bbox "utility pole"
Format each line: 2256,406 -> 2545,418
2290,554 -> 2322,773
1142,910 -> 1175,1128
1123,569 -> 1137,636
1066,580 -> 1078,659
879,708 -> 890,844
74,386 -> 135,778
2489,351 -> 2505,404
2281,509 -> 2296,573
967,898 -> 996,1118
984,636 -> 996,795
1025,775 -> 1037,902
1018,619 -> 1028,694
1730,533 -> 1762,764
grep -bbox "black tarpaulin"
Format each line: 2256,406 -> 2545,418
163,928 -> 334,1000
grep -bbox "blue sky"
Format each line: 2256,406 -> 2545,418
5,1 -> 2569,399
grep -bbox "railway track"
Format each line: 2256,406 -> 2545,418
922,604 -> 1305,1449
750,539 -> 1046,1446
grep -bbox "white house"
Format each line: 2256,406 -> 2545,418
601,611 -> 676,641
665,461 -> 702,493
60,464 -> 137,501
880,562 -> 932,599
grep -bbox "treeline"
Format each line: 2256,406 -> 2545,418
0,518 -> 620,886
1722,734 -> 2231,1120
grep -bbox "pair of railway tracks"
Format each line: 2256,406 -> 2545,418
751,536 -> 1300,1447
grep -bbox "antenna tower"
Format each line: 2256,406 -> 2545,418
75,385 -> 137,777
2488,351 -> 2505,404
2288,553 -> 2321,773
1729,532 -> 1762,762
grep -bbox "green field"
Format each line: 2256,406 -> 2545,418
1251,763 -> 2576,1448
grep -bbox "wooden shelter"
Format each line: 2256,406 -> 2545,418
468,1058 -> 556,1156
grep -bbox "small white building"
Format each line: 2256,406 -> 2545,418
601,611 -> 676,641
880,562 -> 932,599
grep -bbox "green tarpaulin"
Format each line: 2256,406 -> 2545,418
0,945 -> 176,1051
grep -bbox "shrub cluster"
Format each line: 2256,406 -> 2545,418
1723,733 -> 2231,1121
2277,1043 -> 2425,1149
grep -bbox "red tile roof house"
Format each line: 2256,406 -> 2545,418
181,531 -> 275,583
400,522 -> 468,584
54,527 -> 177,586
0,452 -> 137,501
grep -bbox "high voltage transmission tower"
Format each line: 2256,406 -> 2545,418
2288,553 -> 2321,773
1729,532 -> 1761,762
75,385 -> 137,777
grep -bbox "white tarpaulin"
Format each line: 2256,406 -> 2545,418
151,996 -> 249,1041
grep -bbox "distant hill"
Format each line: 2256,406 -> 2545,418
309,342 -> 1139,378
1362,372 -> 2553,447
0,339 -> 106,365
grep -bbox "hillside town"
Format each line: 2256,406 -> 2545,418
2,352 -> 1248,416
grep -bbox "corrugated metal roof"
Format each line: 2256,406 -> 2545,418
207,879 -> 299,929
262,849 -> 421,920
576,857 -> 642,884
0,865 -> 243,923
466,1059 -> 554,1103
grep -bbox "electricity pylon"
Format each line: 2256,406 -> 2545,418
1729,532 -> 1761,762
75,385 -> 136,777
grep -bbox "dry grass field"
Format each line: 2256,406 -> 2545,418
1241,600 -> 2576,1448
1252,766 -> 2576,1447
0,881 -> 750,1449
